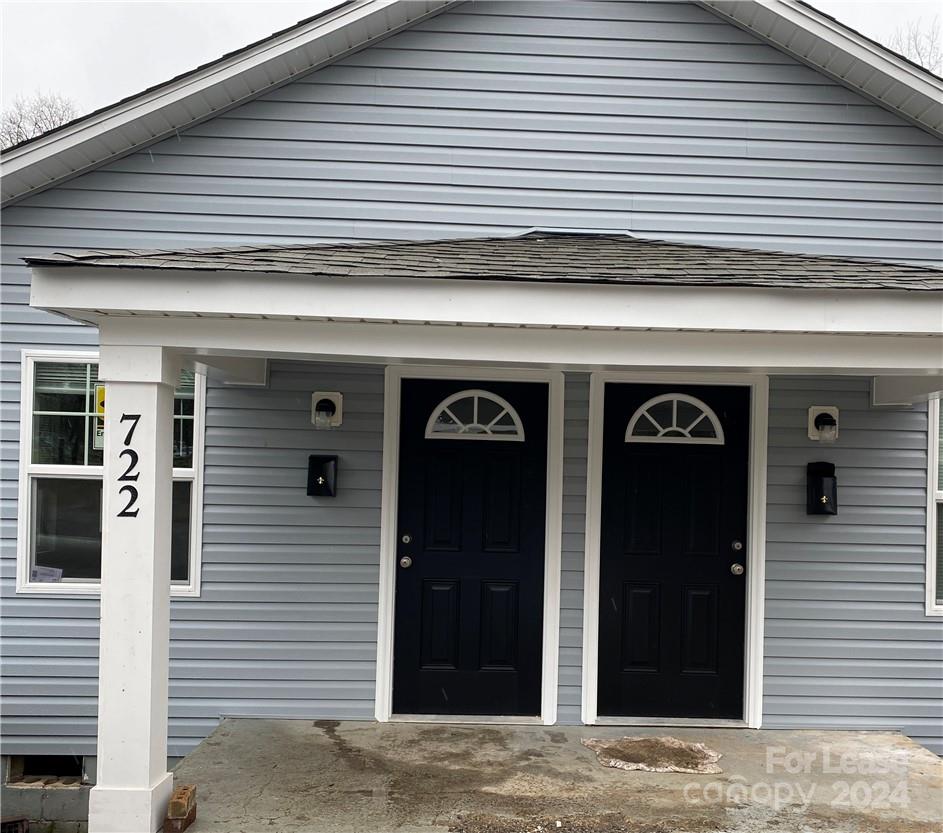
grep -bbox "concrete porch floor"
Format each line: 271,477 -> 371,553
173,719 -> 942,833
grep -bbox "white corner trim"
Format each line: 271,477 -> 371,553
15,348 -> 205,598
580,371 -> 768,729
927,398 -> 943,617
375,364 -> 564,724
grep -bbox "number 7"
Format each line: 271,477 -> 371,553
119,413 -> 141,446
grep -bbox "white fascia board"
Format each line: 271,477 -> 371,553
93,315 -> 943,375
699,0 -> 943,137
0,0 -> 453,205
29,266 -> 943,337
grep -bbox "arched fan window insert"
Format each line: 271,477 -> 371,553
425,389 -> 525,441
625,393 -> 725,445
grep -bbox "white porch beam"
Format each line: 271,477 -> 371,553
94,316 -> 943,375
872,375 -> 943,406
30,266 -> 943,337
88,345 -> 179,833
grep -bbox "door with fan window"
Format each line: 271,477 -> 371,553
597,383 -> 750,719
393,379 -> 548,715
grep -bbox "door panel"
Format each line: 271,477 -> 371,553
598,383 -> 750,719
393,379 -> 547,716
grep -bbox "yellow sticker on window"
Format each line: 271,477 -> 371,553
94,385 -> 106,450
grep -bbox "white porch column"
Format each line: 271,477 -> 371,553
88,345 -> 179,833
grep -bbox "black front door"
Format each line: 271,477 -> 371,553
393,379 -> 547,715
598,383 -> 750,719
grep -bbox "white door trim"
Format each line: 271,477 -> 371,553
376,364 -> 565,725
580,371 -> 769,728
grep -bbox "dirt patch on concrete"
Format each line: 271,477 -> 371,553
449,812 -> 675,833
582,736 -> 722,774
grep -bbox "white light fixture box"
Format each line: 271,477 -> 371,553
808,406 -> 839,442
312,392 -> 343,428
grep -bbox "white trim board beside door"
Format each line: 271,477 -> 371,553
580,372 -> 769,728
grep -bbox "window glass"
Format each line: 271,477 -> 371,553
31,362 -> 194,467
29,478 -> 193,583
26,360 -> 197,588
31,478 -> 103,580
937,511 -> 943,606
938,412 -> 942,491
173,370 -> 196,468
32,362 -> 95,465
426,391 -> 525,441
171,481 -> 192,582
33,414 -> 87,465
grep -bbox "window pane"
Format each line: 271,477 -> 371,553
171,481 -> 192,583
32,478 -> 102,580
86,418 -> 104,467
175,370 -> 195,398
35,389 -> 87,413
938,411 -> 942,491
937,506 -> 943,606
33,415 -> 87,465
173,417 -> 194,468
34,363 -> 90,414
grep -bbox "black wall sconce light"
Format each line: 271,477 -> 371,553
807,461 -> 838,515
308,455 -> 338,497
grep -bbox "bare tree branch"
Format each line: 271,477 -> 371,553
888,15 -> 942,75
1,91 -> 78,149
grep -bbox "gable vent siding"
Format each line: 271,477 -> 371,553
762,377 -> 942,754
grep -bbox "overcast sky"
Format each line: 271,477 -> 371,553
1,0 -> 940,117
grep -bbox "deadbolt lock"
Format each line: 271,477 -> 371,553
401,534 -> 412,544
731,540 -> 744,552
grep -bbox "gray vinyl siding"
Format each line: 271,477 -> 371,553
2,0 -> 942,757
559,374 -> 589,725
3,361 -> 386,757
763,377 -> 943,754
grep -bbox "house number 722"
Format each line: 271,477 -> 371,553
117,413 -> 142,518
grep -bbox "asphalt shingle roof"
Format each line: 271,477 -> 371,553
24,231 -> 943,291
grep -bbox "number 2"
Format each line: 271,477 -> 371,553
117,485 -> 139,518
118,448 -> 139,481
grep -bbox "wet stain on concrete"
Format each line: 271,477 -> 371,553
175,720 -> 943,833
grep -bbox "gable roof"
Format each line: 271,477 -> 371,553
2,0 -> 941,208
25,231 -> 943,291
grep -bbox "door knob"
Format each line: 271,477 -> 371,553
730,563 -> 745,576
399,556 -> 413,569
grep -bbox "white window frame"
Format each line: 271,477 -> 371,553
16,349 -> 205,597
927,398 -> 942,616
